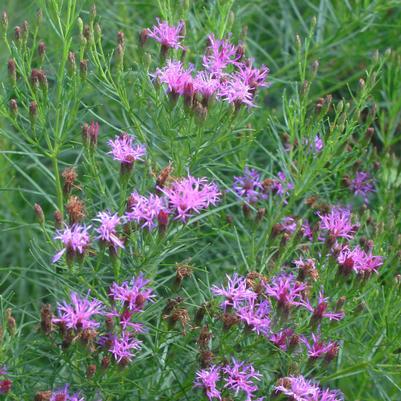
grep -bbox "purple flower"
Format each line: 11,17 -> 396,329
318,207 -> 357,241
194,71 -> 221,102
236,60 -> 270,91
94,211 -> 124,249
294,258 -> 319,281
194,365 -> 222,400
154,60 -> 193,97
223,358 -> 261,401
109,273 -> 155,312
0,367 -> 7,376
109,331 -> 142,363
275,376 -> 320,400
126,192 -> 168,230
236,299 -> 271,336
108,133 -> 146,166
280,216 -> 298,234
298,290 -> 344,321
203,34 -> 239,74
53,291 -> 103,331
348,171 -> 375,202
50,385 -> 70,401
337,245 -> 383,276
52,224 -> 91,263
301,333 -> 339,360
211,273 -> 257,311
264,274 -> 305,311
162,175 -> 220,221
305,134 -> 324,153
232,168 -> 266,203
269,328 -> 295,351
219,75 -> 255,107
147,18 -> 184,50
272,171 -> 294,200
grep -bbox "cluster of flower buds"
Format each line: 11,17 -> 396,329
195,358 -> 263,401
40,274 -> 154,370
143,18 -> 269,117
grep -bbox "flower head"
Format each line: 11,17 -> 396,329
53,291 -> 103,331
52,224 -> 90,263
211,273 -> 256,311
272,171 -> 294,200
264,274 -> 305,311
162,175 -> 220,221
50,385 -> 70,401
223,358 -> 261,401
94,211 -> 124,249
203,34 -> 239,74
318,207 -> 357,241
275,376 -> 320,400
108,133 -> 146,166
269,328 -> 295,351
147,18 -> 184,50
194,71 -> 221,102
154,60 -> 193,97
108,331 -> 142,364
232,168 -> 266,203
236,298 -> 271,336
0,380 -> 12,395
194,365 -> 222,400
337,245 -> 383,276
126,192 -> 168,230
348,171 -> 374,202
219,75 -> 255,107
236,60 -> 269,91
299,290 -> 344,321
109,273 -> 155,312
301,333 -> 339,360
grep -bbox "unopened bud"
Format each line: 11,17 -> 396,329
67,51 -> 76,76
6,308 -> 16,335
38,40 -> 46,62
117,31 -> 125,47
34,203 -> 45,224
21,20 -> 29,40
14,25 -> 21,42
7,58 -> 16,85
86,364 -> 96,378
77,17 -> 84,35
295,34 -> 301,49
90,4 -> 97,20
54,210 -> 63,229
115,44 -> 124,70
359,78 -> 365,89
36,9 -> 43,26
80,59 -> 88,80
9,99 -> 18,117
139,29 -> 148,47
94,23 -> 101,41
1,11 -> 8,31
29,101 -> 38,124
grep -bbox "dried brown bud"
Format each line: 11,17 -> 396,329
54,210 -> 63,229
200,350 -> 214,368
86,364 -> 97,378
34,391 -> 52,401
62,167 -> 78,195
7,58 -> 16,84
194,303 -> 208,326
38,40 -> 46,59
9,99 -> 18,117
156,163 -> 173,190
255,207 -> 266,223
175,263 -> 193,286
66,196 -> 85,224
40,304 -> 53,334
197,325 -> 212,349
139,29 -> 148,47
221,312 -> 239,331
170,308 -> 190,336
101,356 -> 110,369
29,101 -> 38,124
34,203 -> 45,224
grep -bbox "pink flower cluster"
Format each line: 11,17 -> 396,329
49,385 -> 85,401
275,375 -> 343,401
126,175 -> 221,226
52,274 -> 154,366
195,358 -> 262,401
147,18 -> 269,109
108,133 -> 146,167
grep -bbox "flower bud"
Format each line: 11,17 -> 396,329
139,29 -> 148,47
9,99 -> 18,118
38,40 -> 46,62
6,308 -> 16,335
1,11 -> 8,32
34,203 -> 45,224
80,59 -> 88,80
67,51 -> 76,76
14,25 -> 21,43
29,101 -> 38,124
21,20 -> 29,41
54,210 -> 63,229
87,364 -> 97,378
7,58 -> 16,85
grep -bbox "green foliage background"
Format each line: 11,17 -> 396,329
0,0 -> 400,400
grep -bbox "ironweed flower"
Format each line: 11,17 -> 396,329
211,273 -> 257,311
203,33 -> 239,74
194,71 -> 221,104
275,375 -> 343,401
348,171 -> 374,202
108,331 -> 142,364
147,18 -> 185,50
52,224 -> 91,263
162,175 -> 220,221
94,211 -> 124,249
108,133 -> 146,167
264,274 -> 305,311
269,328 -> 295,351
236,60 -> 270,92
272,171 -> 294,200
154,60 -> 193,99
232,168 -> 266,203
53,291 -> 103,331
301,333 -> 339,360
126,192 -> 168,230
194,365 -> 222,400
337,245 -> 383,276
109,273 -> 155,312
236,298 -> 271,336
223,358 -> 262,401
299,290 -> 344,322
318,207 -> 357,241
219,74 -> 255,108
